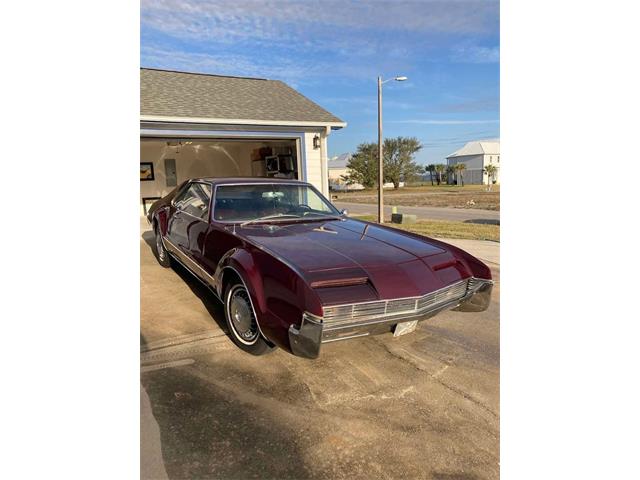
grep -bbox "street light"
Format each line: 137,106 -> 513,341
377,75 -> 407,223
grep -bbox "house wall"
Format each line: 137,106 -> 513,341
447,154 -> 484,170
447,154 -> 502,185
328,166 -> 366,191
328,167 -> 349,181
484,154 -> 500,184
304,131 -> 325,195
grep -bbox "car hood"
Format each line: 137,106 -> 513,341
237,218 -> 472,302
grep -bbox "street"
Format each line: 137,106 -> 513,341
140,220 -> 500,479
334,201 -> 500,223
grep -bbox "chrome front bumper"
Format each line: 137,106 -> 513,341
288,277 -> 493,359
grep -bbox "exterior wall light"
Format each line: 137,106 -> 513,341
313,134 -> 321,149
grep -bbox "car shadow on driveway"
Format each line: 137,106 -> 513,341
141,230 -> 229,336
140,353 -> 313,479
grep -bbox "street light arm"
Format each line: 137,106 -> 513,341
381,76 -> 408,84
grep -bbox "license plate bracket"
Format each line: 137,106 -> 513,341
393,320 -> 418,337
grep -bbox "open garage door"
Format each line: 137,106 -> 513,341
140,137 -> 300,214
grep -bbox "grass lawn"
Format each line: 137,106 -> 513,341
333,184 -> 500,211
352,215 -> 500,242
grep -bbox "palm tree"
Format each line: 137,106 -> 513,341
425,164 -> 436,186
484,164 -> 498,191
434,164 -> 446,185
454,163 -> 466,186
446,165 -> 455,184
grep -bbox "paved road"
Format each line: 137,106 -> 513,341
335,201 -> 500,223
140,221 -> 500,479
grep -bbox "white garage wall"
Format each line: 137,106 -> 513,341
304,132 -> 329,195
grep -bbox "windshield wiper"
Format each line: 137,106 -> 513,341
239,213 -> 302,227
301,211 -> 344,221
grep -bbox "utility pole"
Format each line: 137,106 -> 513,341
376,75 -> 407,223
377,76 -> 384,224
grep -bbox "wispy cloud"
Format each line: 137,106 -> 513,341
450,45 -> 500,63
433,96 -> 499,113
141,0 -> 499,55
321,96 -> 415,110
142,1 -> 499,34
391,119 -> 500,125
140,45 -> 387,85
141,46 -> 312,85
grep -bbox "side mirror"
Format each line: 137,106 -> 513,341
340,209 -> 348,216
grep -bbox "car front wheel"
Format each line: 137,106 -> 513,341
224,282 -> 275,355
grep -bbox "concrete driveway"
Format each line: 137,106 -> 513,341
140,220 -> 500,480
335,201 -> 500,223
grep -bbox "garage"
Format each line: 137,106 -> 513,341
140,68 -> 346,215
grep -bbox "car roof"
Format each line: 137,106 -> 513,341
191,177 -> 310,186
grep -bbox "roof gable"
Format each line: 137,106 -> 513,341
328,153 -> 352,168
447,139 -> 500,158
140,68 -> 344,126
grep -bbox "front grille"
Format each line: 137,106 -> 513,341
322,278 -> 475,327
416,280 -> 468,310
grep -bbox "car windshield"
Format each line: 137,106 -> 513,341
213,183 -> 341,223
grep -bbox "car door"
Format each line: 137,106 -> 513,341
166,182 -> 212,267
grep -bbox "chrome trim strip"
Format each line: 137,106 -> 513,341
322,332 -> 370,343
170,180 -> 214,223
162,236 -> 217,289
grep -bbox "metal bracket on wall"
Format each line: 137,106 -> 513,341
164,158 -> 177,187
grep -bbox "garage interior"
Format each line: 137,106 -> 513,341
141,137 -> 300,213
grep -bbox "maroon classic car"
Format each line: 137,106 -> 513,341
147,178 -> 493,359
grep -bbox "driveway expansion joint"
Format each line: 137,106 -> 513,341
374,338 -> 498,419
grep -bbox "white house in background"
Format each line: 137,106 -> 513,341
328,152 -> 405,191
328,153 -> 364,190
446,139 -> 500,185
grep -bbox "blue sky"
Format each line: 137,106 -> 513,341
141,0 -> 499,165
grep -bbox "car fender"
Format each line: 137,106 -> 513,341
215,248 -> 265,311
214,245 -> 323,351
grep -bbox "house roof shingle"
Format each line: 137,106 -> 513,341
446,139 -> 500,158
140,68 -> 345,127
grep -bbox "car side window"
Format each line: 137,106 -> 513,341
174,183 -> 212,220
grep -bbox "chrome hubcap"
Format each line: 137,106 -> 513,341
156,232 -> 165,261
229,288 -> 259,343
